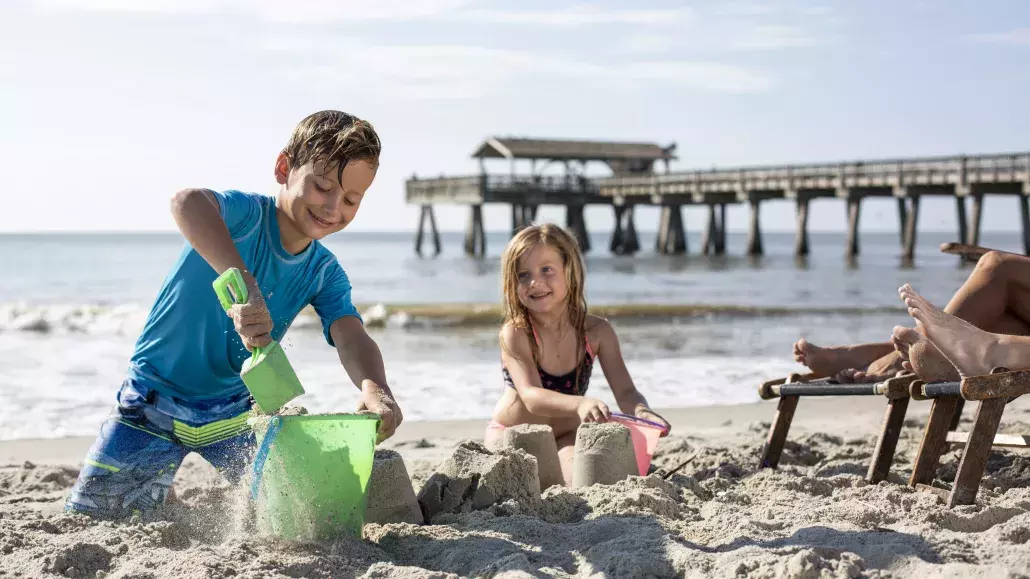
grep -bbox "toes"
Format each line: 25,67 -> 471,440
893,325 -> 921,345
794,338 -> 809,355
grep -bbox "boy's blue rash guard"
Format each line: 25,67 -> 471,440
126,190 -> 362,401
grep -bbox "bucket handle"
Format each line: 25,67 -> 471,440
610,412 -> 669,434
249,416 -> 284,500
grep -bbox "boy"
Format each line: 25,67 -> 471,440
65,110 -> 403,520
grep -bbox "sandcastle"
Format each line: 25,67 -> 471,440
416,441 -> 541,522
571,422 -> 639,488
493,424 -> 564,490
365,450 -> 424,525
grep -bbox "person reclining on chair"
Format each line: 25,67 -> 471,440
793,250 -> 1030,383
892,282 -> 1030,380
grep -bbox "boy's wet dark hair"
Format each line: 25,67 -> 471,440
282,110 -> 381,184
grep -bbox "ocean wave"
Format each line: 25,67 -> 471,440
0,301 -> 906,334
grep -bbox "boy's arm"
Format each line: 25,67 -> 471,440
170,188 -> 250,276
594,319 -> 671,435
501,326 -> 607,421
329,317 -> 402,443
170,188 -> 272,349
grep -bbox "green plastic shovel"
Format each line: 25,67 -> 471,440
213,267 -> 305,415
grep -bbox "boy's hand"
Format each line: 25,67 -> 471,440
635,406 -> 672,437
227,273 -> 273,351
357,380 -> 403,443
577,397 -> 611,423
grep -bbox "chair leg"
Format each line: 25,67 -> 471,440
948,398 -> 1007,506
948,399 -> 965,431
759,396 -> 799,469
867,398 -> 910,483
910,396 -> 962,488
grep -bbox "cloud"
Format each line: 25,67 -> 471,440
30,0 -> 689,26
255,36 -> 772,100
623,61 -> 773,92
611,2 -> 833,56
617,34 -> 682,56
727,24 -> 824,50
969,28 -> 1030,46
441,6 -> 691,27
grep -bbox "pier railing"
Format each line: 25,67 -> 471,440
406,173 -> 604,205
595,152 -> 1030,199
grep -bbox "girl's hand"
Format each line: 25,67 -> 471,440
636,407 -> 672,437
577,397 -> 611,423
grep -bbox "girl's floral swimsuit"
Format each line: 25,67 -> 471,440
502,325 -> 594,395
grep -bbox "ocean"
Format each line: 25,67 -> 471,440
1,228 -> 1023,441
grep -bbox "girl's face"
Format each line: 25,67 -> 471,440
515,243 -> 569,315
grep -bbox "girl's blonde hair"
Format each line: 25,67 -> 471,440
500,223 -> 588,365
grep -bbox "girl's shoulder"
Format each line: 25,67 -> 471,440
584,315 -> 615,350
584,314 -> 612,334
499,322 -> 533,344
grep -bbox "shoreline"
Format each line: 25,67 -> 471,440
0,300 -> 909,334
0,395 -> 982,466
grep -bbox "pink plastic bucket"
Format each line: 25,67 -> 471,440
609,413 -> 668,476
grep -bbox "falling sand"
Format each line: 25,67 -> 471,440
3,399 -> 1030,578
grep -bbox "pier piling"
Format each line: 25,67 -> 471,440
656,205 -> 687,255
611,205 -> 640,255
565,204 -> 590,252
897,199 -> 908,247
967,194 -> 983,247
464,204 -> 486,258
1021,196 -> 1030,255
902,195 -> 921,262
414,204 -> 441,257
746,199 -> 763,257
846,196 -> 862,257
794,197 -> 810,257
956,197 -> 968,252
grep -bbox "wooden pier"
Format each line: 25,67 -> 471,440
405,139 -> 1030,260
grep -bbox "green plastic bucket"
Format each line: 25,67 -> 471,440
248,413 -> 380,541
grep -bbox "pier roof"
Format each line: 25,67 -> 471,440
471,137 -> 676,162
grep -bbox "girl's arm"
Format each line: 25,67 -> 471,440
593,317 -> 672,434
500,325 -> 609,421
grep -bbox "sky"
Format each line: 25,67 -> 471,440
3,0 -> 1029,235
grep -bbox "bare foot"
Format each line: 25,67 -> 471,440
895,284 -> 1000,379
891,328 -> 961,382
793,339 -> 872,376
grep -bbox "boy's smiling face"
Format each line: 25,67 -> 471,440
275,152 -> 377,245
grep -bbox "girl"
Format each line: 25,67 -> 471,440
485,223 -> 671,485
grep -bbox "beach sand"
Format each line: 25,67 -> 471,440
2,396 -> 1030,578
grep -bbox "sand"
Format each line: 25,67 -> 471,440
2,397 -> 1030,578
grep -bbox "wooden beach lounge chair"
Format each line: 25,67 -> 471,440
757,241 -> 1028,503
906,368 -> 1030,506
756,372 -> 919,484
